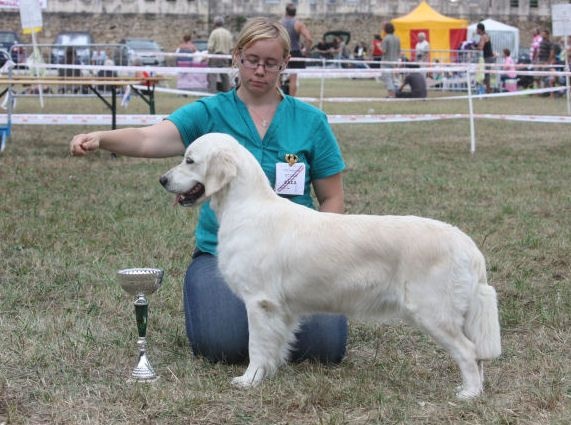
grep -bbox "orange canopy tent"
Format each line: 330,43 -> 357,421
391,1 -> 468,63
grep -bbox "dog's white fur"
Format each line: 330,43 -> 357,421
160,133 -> 501,399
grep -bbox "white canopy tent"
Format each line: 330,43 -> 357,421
468,18 -> 520,57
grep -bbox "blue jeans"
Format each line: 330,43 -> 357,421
184,251 -> 348,364
382,63 -> 399,95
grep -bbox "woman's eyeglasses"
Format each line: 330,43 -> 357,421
240,55 -> 284,73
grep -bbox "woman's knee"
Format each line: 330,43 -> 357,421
183,253 -> 249,363
291,314 -> 348,364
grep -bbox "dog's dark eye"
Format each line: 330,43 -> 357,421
186,158 -> 194,164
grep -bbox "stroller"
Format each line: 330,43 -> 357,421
281,30 -> 351,94
516,53 -> 534,89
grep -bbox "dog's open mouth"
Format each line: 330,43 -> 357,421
175,183 -> 205,207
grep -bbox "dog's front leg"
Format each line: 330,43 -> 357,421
231,299 -> 297,388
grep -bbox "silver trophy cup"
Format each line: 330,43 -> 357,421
117,267 -> 164,382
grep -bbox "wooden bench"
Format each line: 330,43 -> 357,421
0,76 -> 165,130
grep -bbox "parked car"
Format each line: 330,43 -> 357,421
0,31 -> 25,67
193,39 -> 208,52
51,31 -> 94,65
0,49 -> 10,68
114,38 -> 166,67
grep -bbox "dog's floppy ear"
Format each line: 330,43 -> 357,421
204,149 -> 238,198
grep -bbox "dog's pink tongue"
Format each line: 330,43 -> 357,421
174,194 -> 182,206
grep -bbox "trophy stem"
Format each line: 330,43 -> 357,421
129,294 -> 158,381
135,295 -> 149,337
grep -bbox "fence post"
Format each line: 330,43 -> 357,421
566,37 -> 570,115
466,63 -> 476,154
319,58 -> 325,110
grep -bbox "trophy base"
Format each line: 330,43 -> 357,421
127,351 -> 158,382
127,376 -> 160,383
127,367 -> 159,383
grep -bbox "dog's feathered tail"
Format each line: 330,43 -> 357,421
464,263 -> 502,360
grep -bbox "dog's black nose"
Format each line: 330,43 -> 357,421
159,175 -> 168,187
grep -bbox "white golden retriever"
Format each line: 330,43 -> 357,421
160,133 -> 501,399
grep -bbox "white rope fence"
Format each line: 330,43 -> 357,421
2,58 -> 570,154
10,113 -> 570,126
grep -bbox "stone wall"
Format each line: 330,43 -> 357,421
0,11 -> 548,55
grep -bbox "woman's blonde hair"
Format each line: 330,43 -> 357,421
233,17 -> 291,65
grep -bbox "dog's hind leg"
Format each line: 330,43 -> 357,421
231,299 -> 298,388
410,311 -> 482,400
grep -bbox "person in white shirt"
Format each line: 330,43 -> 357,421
415,32 -> 430,63
207,16 -> 234,92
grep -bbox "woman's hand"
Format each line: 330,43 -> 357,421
69,122 -> 185,158
70,132 -> 101,156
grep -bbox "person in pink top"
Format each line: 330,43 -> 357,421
500,48 -> 517,90
530,28 -> 542,64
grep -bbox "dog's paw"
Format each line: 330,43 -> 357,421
231,365 -> 268,388
455,386 -> 482,400
231,375 -> 260,388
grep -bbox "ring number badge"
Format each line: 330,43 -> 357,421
275,153 -> 305,195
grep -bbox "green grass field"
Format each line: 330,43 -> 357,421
0,79 -> 570,424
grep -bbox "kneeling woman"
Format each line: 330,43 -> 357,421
69,17 -> 348,364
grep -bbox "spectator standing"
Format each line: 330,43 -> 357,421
537,29 -> 555,89
476,22 -> 495,93
91,48 -> 107,66
530,28 -> 542,64
551,38 -> 566,93
415,32 -> 430,63
59,47 -> 81,93
177,34 -> 197,56
60,47 -> 80,77
103,54 -> 114,67
537,29 -> 554,65
176,34 -> 197,66
370,34 -> 383,68
553,37 -> 564,63
96,50 -> 116,92
381,22 -> 401,97
207,16 -> 233,92
280,3 -> 312,97
176,34 -> 199,91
